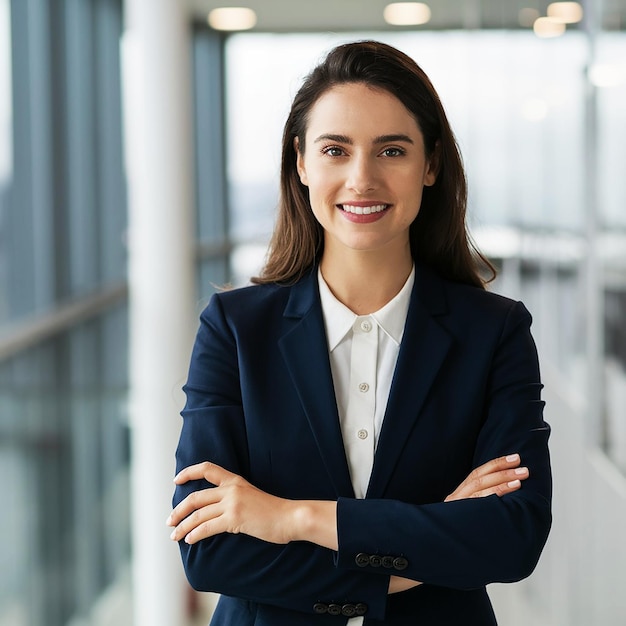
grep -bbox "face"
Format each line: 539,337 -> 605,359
296,82 -> 437,259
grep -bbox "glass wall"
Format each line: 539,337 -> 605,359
0,4 -> 232,624
597,30 -> 626,470
0,1 -> 130,624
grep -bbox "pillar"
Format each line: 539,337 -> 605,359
122,0 -> 197,624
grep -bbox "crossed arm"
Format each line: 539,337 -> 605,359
167,453 -> 529,594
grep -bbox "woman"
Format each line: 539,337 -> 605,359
167,40 -> 552,625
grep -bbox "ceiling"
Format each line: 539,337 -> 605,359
186,0 -> 626,32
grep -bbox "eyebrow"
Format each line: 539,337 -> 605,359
313,133 -> 415,145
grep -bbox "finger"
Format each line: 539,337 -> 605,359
471,477 -> 524,499
470,466 -> 529,494
445,465 -> 529,502
174,461 -> 234,485
468,454 -> 521,481
167,487 -> 222,527
170,502 -> 224,543
173,461 -> 213,484
183,514 -> 226,545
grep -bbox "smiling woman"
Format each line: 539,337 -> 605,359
169,40 -> 552,626
294,83 -> 437,269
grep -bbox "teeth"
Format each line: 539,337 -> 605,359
341,204 -> 388,215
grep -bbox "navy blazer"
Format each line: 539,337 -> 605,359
174,263 -> 552,625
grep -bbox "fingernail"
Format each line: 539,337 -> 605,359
165,515 -> 172,526
507,479 -> 521,488
506,454 -> 520,463
515,467 -> 528,476
170,529 -> 177,540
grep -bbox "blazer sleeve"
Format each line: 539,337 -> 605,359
335,300 -> 552,590
174,293 -> 390,619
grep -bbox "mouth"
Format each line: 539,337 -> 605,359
338,203 -> 391,215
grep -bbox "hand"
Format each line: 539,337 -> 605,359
444,454 -> 529,502
167,462 -> 297,545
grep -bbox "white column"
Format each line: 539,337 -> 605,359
122,1 -> 197,625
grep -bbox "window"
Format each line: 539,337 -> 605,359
0,1 -> 129,624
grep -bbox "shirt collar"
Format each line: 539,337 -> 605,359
371,265 -> 414,345
318,271 -> 357,352
317,266 -> 414,351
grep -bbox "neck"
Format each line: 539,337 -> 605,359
320,246 -> 413,315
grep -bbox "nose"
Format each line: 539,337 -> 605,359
345,154 -> 377,194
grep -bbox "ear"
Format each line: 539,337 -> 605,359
294,137 -> 308,186
424,140 -> 441,187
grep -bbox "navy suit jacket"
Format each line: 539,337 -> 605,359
174,263 -> 552,625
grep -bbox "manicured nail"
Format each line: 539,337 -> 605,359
170,529 -> 177,540
515,467 -> 528,476
506,454 -> 520,463
165,515 -> 172,526
507,479 -> 521,488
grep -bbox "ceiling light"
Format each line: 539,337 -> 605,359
533,17 -> 566,38
384,2 -> 431,26
208,7 -> 257,31
547,2 -> 584,24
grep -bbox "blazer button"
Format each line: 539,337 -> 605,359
393,556 -> 409,571
369,554 -> 382,567
313,603 -> 328,614
355,603 -> 368,616
328,603 -> 342,616
341,604 -> 356,617
381,556 -> 395,568
355,553 -> 370,567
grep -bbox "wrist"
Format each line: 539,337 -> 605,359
290,500 -> 338,551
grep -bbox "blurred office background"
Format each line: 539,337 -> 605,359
0,0 -> 625,624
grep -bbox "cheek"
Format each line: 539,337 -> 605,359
401,196 -> 424,227
304,173 -> 336,203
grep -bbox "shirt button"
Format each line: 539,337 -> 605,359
358,382 -> 369,393
357,429 -> 368,440
360,320 -> 372,332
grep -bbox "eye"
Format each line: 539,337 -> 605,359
321,146 -> 345,157
381,147 -> 406,157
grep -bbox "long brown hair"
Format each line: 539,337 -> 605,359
252,40 -> 495,288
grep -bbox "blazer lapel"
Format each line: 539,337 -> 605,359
278,271 -> 355,499
367,266 -> 453,498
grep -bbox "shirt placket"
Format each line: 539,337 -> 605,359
344,316 -> 378,500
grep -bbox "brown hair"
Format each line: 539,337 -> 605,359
252,40 -> 494,288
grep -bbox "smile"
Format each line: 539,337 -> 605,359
339,204 -> 390,215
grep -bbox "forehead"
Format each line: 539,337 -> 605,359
306,82 -> 420,136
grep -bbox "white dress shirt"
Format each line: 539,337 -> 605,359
318,267 -> 415,625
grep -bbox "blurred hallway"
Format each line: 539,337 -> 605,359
1,1 -> 625,624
